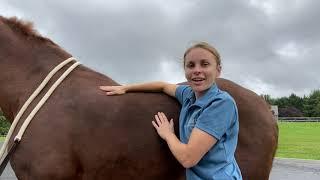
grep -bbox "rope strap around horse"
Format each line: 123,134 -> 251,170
15,62 -> 80,140
0,57 -> 80,165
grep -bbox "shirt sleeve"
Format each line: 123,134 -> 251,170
195,97 -> 236,140
175,85 -> 190,105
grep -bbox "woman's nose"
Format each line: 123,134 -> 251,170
192,65 -> 202,74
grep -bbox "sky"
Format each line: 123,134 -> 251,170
1,0 -> 319,98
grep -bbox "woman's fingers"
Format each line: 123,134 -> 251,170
99,86 -> 112,91
106,91 -> 115,95
157,112 -> 164,123
170,119 -> 174,126
99,86 -> 119,92
152,121 -> 159,129
155,114 -> 162,125
154,112 -> 173,127
99,86 -> 125,96
159,112 -> 168,122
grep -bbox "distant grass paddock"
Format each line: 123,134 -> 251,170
276,122 -> 320,160
1,122 -> 319,160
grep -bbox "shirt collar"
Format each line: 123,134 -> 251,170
187,83 -> 219,108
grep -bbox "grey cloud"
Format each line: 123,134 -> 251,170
1,0 -> 319,97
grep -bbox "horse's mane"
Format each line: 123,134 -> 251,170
0,16 -> 56,45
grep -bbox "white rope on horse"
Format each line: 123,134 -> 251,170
15,62 -> 80,141
0,57 -> 80,165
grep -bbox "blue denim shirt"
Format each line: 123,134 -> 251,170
175,84 -> 242,180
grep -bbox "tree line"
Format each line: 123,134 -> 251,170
262,89 -> 320,117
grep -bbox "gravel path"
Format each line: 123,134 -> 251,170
269,158 -> 320,180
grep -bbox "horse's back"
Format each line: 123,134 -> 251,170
12,66 -> 185,179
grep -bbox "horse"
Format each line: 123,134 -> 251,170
0,16 -> 278,179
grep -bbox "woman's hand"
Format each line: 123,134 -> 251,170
152,112 -> 175,141
99,86 -> 127,95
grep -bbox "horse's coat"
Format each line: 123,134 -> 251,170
0,16 -> 278,180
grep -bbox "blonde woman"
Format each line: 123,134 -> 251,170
100,42 -> 242,179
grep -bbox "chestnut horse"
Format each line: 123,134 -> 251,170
0,16 -> 278,180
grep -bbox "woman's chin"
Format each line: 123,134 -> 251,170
191,84 -> 206,92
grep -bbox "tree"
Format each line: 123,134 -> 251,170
303,90 -> 320,117
287,93 -> 304,112
261,90 -> 320,117
274,97 -> 290,108
260,94 -> 275,105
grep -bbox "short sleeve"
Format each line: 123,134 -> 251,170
195,97 -> 236,140
175,85 -> 190,105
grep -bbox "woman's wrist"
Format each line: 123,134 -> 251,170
122,85 -> 129,93
164,132 -> 176,142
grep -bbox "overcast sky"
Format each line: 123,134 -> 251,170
1,0 -> 319,98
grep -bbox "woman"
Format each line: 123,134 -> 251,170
99,42 -> 242,179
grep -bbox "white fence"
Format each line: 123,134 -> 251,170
278,117 -> 320,122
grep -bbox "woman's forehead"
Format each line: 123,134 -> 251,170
185,48 -> 217,62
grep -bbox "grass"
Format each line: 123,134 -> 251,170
276,122 -> 320,160
0,136 -> 5,142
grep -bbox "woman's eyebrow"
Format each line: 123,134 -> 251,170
200,59 -> 210,62
186,58 -> 210,62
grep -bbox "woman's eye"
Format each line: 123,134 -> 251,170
186,63 -> 194,68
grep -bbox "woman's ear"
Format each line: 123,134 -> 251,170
216,65 -> 222,77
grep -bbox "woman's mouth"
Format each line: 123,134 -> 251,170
191,78 -> 205,84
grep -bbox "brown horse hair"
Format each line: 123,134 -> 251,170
0,16 -> 56,45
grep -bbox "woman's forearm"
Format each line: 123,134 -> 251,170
165,133 -> 193,168
123,81 -> 167,93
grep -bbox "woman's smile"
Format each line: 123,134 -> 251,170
191,77 -> 206,85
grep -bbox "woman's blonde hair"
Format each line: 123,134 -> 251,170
183,42 -> 221,67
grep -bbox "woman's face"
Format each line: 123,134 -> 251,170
184,47 -> 221,98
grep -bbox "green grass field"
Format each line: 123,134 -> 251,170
276,122 -> 320,160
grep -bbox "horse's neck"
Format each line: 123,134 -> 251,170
0,37 -> 70,122
0,18 -> 72,122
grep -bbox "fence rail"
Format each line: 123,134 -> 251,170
278,117 -> 320,122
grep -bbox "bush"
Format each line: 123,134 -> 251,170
279,106 -> 304,117
0,111 -> 10,136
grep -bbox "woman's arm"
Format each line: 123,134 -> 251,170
153,112 -> 217,168
165,128 -> 217,168
99,81 -> 177,97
